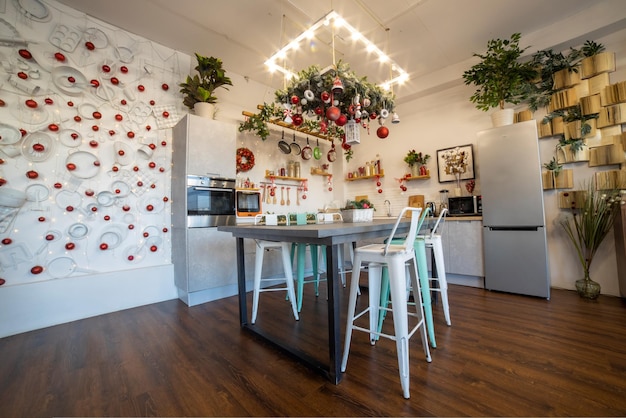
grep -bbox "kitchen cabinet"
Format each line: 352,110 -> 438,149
172,114 -> 238,306
439,219 -> 484,277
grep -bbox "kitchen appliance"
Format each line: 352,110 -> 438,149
477,120 -> 550,298
448,195 -> 482,216
186,174 -> 236,228
236,189 -> 262,218
438,189 -> 449,215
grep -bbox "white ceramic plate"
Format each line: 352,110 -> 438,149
0,123 -> 21,145
65,151 -> 101,179
84,27 -> 108,49
58,129 -> 82,148
21,132 -> 56,162
51,66 -> 88,96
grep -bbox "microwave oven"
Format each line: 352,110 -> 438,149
236,189 -> 262,217
448,195 -> 482,216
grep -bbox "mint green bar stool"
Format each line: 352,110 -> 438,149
291,243 -> 321,312
377,207 -> 436,348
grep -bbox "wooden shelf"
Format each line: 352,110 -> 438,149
310,170 -> 331,177
404,174 -> 430,181
346,173 -> 384,182
264,175 -> 307,182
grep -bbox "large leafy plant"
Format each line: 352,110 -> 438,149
179,53 -> 233,109
462,33 -> 537,111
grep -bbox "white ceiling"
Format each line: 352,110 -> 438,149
55,0 -> 626,104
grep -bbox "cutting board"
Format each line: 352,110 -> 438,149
407,195 -> 424,218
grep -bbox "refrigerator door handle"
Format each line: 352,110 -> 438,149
487,226 -> 541,231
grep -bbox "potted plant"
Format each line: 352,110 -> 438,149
179,53 -> 233,118
462,33 -> 537,127
341,198 -> 375,223
404,150 -> 430,176
559,180 -> 625,299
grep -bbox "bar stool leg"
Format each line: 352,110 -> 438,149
388,257 -> 411,399
341,253 -> 363,372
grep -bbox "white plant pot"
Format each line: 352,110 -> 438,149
194,102 -> 215,119
490,108 -> 514,127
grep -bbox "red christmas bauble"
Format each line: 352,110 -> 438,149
326,106 -> 340,121
291,95 -> 299,105
377,126 -> 389,139
321,91 -> 331,103
335,114 -> 348,126
292,114 -> 304,126
314,106 -> 323,116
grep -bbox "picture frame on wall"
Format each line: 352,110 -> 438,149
436,144 -> 475,183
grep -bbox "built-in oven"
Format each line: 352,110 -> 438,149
187,174 -> 236,228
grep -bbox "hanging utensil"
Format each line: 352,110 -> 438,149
280,186 -> 285,205
290,132 -> 301,155
278,130 -> 291,154
313,138 -> 321,160
327,141 -> 337,162
286,187 -> 291,206
296,187 -> 300,206
301,136 -> 312,160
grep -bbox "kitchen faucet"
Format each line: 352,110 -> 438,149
384,199 -> 391,217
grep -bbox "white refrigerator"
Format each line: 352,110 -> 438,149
477,120 -> 550,299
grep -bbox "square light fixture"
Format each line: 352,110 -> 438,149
264,10 -> 409,90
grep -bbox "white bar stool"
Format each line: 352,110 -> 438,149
251,240 -> 299,324
341,207 -> 432,399
421,208 -> 451,326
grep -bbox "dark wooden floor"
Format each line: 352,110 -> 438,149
1,279 -> 626,417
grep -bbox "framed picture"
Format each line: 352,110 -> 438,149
436,144 -> 475,183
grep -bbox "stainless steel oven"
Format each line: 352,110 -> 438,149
187,174 -> 236,227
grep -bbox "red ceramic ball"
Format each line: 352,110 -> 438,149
335,114 -> 348,127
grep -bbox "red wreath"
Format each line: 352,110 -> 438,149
236,147 -> 255,173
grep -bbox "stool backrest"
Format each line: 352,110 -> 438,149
383,207 -> 423,256
428,208 -> 448,238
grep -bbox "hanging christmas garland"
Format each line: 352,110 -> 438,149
238,61 -> 396,149
236,147 -> 255,173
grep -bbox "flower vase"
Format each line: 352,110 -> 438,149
410,164 -> 419,177
575,274 -> 601,300
453,173 -> 462,196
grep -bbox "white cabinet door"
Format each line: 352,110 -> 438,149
440,220 -> 484,277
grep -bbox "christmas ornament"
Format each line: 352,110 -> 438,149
304,89 -> 315,101
380,109 -> 390,119
292,114 -> 304,126
332,76 -> 344,94
335,114 -> 347,126
377,126 -> 389,139
321,91 -> 331,103
392,112 -> 400,124
291,95 -> 299,105
326,106 -> 340,121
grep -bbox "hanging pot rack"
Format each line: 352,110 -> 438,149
241,104 -> 333,142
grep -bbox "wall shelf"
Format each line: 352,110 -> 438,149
264,175 -> 307,182
346,169 -> 384,181
405,174 -> 430,181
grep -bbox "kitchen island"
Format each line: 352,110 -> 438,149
218,218 -> 418,384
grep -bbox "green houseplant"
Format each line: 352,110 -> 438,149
179,53 -> 233,116
560,180 -> 625,299
462,33 -> 537,126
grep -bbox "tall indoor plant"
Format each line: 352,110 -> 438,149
179,53 -> 233,118
560,180 -> 625,299
462,33 -> 537,127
